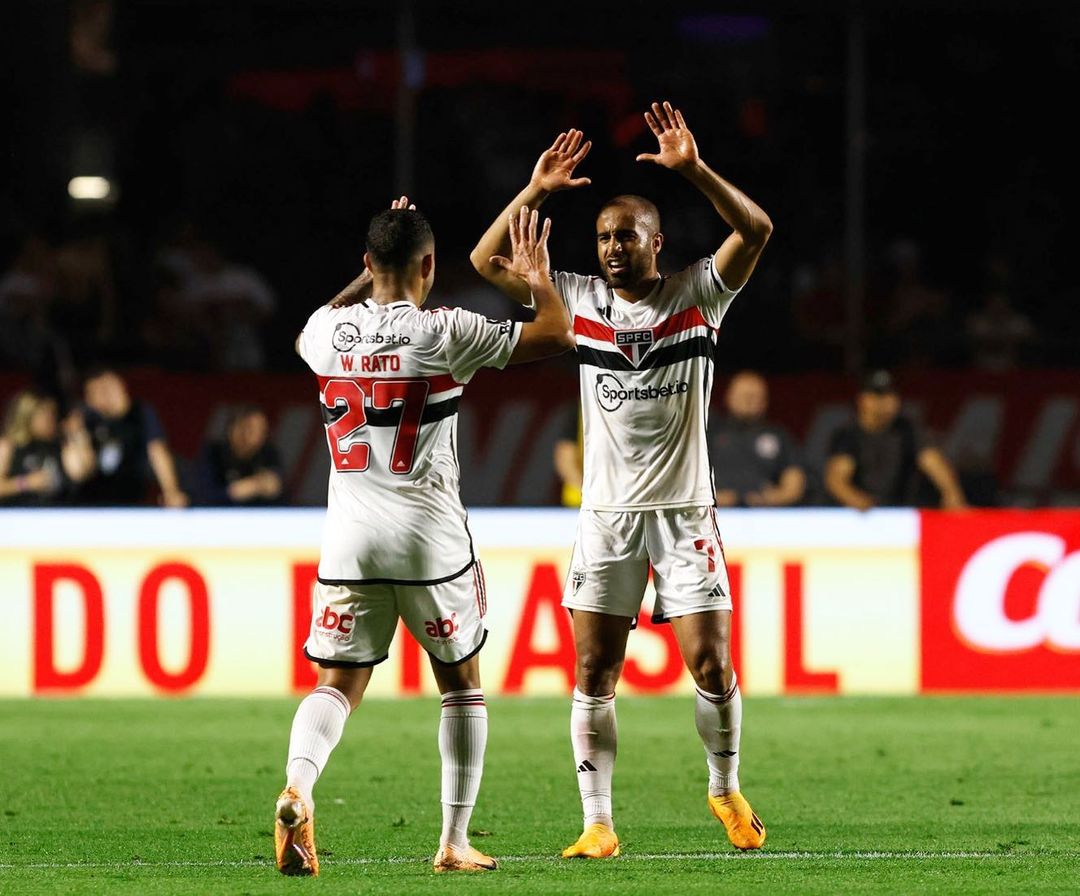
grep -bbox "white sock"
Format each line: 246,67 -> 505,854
570,688 -> 616,829
439,689 -> 488,850
695,678 -> 742,796
285,685 -> 350,811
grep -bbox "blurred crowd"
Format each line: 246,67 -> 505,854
0,370 -> 281,508
0,221 -> 1047,380
2,365 -> 993,510
556,368 -> 991,512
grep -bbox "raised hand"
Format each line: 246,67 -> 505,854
636,101 -> 700,171
489,206 -> 553,287
390,195 -> 417,210
530,130 -> 592,193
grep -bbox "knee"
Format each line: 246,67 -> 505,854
576,652 -> 622,696
689,649 -> 732,694
430,655 -> 481,693
318,667 -> 367,711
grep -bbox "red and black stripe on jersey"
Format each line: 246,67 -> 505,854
573,306 -> 718,371
316,373 -> 462,427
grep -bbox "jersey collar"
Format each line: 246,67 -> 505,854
608,276 -> 665,314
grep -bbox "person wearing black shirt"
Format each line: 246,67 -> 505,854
198,405 -> 283,506
0,391 -> 94,505
825,370 -> 966,510
80,368 -> 189,507
708,371 -> 805,507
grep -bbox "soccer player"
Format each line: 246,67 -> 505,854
276,198 -> 573,875
471,102 -> 773,857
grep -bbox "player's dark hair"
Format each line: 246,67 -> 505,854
598,194 -> 662,234
365,209 -> 434,270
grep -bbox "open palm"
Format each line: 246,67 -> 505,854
531,129 -> 592,193
490,206 -> 552,287
637,101 -> 700,171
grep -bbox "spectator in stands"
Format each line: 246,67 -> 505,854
159,235 -> 276,371
0,391 -> 95,505
553,403 -> 583,507
198,405 -> 283,506
966,290 -> 1036,371
80,367 -> 189,506
0,233 -> 58,372
825,370 -> 966,511
709,371 -> 806,507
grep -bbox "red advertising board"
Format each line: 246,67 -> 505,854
920,510 -> 1080,690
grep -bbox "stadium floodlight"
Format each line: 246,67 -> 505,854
68,176 -> 113,200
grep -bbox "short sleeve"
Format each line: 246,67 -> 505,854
297,305 -> 332,368
438,307 -> 522,383
827,425 -> 857,459
549,271 -> 595,318
680,257 -> 741,328
258,443 -> 283,475
140,403 -> 166,445
775,426 -> 802,471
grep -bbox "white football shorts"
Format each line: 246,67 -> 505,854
304,562 -> 488,667
562,506 -> 733,621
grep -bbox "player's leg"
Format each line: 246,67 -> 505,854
561,510 -> 648,858
275,583 -> 395,875
398,564 -> 497,872
669,610 -> 763,848
428,653 -> 497,872
651,507 -> 765,849
561,608 -> 633,858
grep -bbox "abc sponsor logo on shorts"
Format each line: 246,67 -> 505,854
332,322 -> 412,352
954,532 -> 1080,651
424,613 -> 460,643
595,372 -> 689,412
316,606 -> 355,642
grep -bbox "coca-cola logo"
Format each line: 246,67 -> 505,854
921,511 -> 1080,691
954,533 -> 1080,652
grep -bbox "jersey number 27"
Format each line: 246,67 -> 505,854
322,379 -> 429,474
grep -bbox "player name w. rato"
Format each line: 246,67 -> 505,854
339,354 -> 400,372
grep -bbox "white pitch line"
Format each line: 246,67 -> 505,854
0,851 -> 1066,871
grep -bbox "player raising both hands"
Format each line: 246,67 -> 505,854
473,102 -> 773,858
276,198 -> 571,876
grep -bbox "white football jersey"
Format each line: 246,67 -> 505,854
298,300 -> 520,583
554,258 -> 739,510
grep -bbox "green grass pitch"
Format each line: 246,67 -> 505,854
2,696 -> 1078,895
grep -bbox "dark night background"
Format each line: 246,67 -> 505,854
2,0 -> 1077,381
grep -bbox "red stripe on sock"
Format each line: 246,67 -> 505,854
313,686 -> 351,715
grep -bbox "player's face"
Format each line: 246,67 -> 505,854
727,375 -> 767,420
596,207 -> 659,289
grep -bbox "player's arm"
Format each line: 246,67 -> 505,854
470,131 -> 592,306
637,101 -> 772,290
917,447 -> 968,510
488,206 -> 575,363
824,454 -> 875,512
